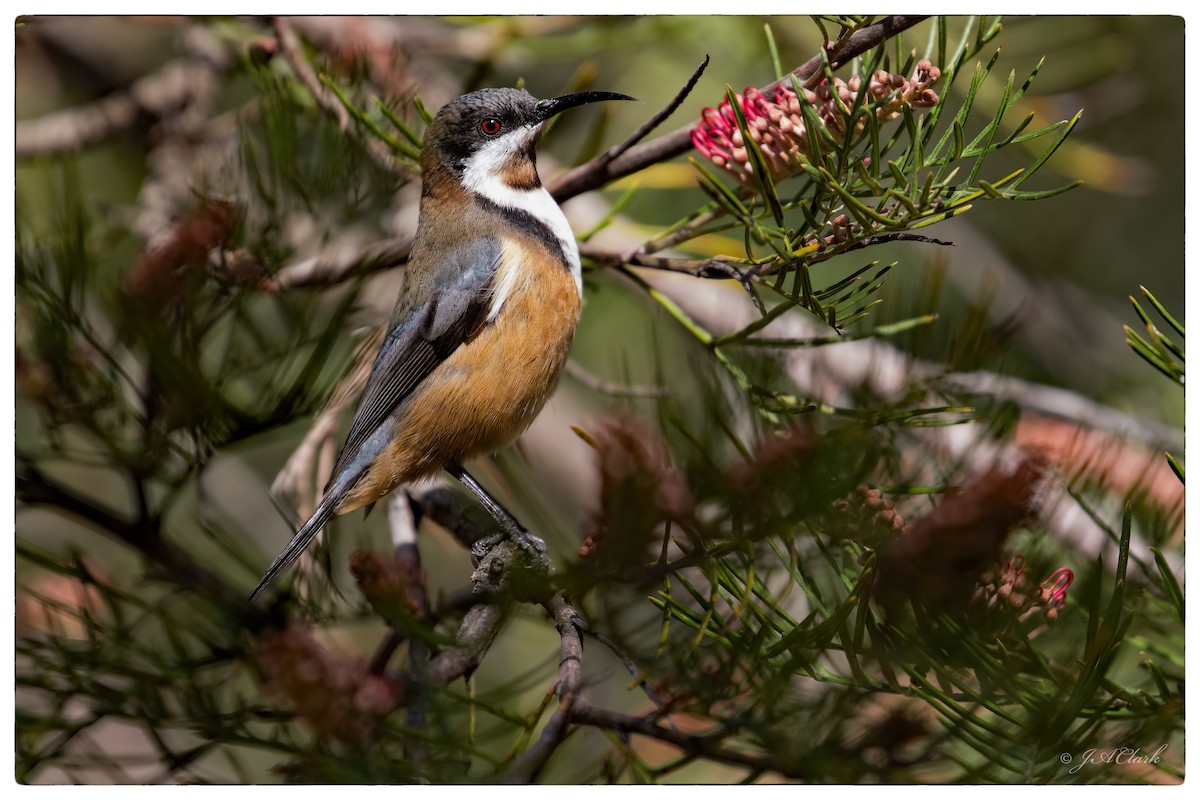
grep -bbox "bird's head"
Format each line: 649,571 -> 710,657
422,87 -> 635,189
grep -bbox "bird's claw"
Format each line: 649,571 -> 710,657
470,529 -> 547,565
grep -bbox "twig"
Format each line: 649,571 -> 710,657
586,236 -> 952,284
273,18 -> 350,131
581,243 -> 764,280
568,703 -> 806,780
766,15 -> 930,97
268,236 -> 414,290
408,484 -> 501,552
835,232 -> 955,255
271,17 -> 408,178
388,488 -> 421,551
15,82 -> 143,158
638,206 -> 730,256
598,55 -> 710,168
564,361 -> 668,399
368,491 -> 426,674
369,629 -> 406,675
545,595 -> 585,700
572,618 -> 670,711
548,16 -> 928,203
498,594 -> 584,783
582,244 -> 769,311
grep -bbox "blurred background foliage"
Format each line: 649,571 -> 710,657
14,15 -> 1184,784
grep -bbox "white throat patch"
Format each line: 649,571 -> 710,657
460,126 -> 583,311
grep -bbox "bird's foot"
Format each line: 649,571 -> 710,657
471,528 -> 547,566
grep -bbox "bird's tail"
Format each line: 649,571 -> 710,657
249,494 -> 340,602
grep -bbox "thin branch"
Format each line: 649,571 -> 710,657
408,482 -> 511,552
369,629 -> 406,675
273,18 -> 350,131
584,236 -> 953,284
548,16 -> 929,203
16,462 -> 148,545
16,84 -> 140,158
581,243 -> 762,280
569,703 -> 806,780
267,235 -> 414,290
598,55 -> 710,168
270,17 -> 409,178
583,244 -> 772,311
498,594 -> 584,783
573,618 -> 671,711
638,206 -> 729,255
835,231 -> 955,255
545,595 -> 585,700
368,491 -> 427,674
563,360 -> 668,399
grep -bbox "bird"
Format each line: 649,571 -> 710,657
250,86 -> 635,601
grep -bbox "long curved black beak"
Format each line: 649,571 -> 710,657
534,91 -> 637,123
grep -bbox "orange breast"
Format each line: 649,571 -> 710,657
337,238 -> 581,513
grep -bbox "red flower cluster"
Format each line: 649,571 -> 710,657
692,60 -> 941,185
974,555 -> 1076,631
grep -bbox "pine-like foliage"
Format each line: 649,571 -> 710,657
15,16 -> 1183,784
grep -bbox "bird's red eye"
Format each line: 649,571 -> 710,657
480,118 -> 503,136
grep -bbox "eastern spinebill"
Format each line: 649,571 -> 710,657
250,87 -> 635,601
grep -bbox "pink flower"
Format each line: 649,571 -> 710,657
1040,567 -> 1074,611
970,551 -> 1076,633
692,60 -> 942,186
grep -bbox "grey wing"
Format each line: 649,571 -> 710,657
325,236 -> 502,487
